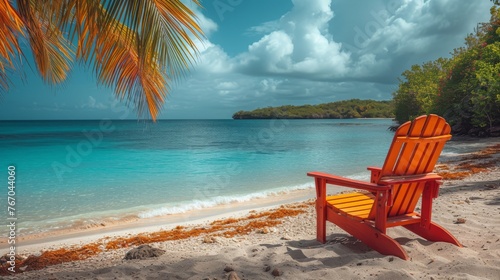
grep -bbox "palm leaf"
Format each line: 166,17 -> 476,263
94,0 -> 205,119
92,19 -> 168,119
16,0 -> 73,85
60,0 -> 204,120
0,0 -> 24,92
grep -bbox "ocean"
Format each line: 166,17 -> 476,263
2,118 -> 404,236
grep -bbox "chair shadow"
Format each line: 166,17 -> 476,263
278,234 -> 382,268
278,234 -> 439,268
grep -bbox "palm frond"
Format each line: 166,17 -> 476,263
58,0 -> 205,120
92,0 -> 205,119
90,17 -> 167,120
144,0 -> 204,72
0,0 -> 24,92
17,0 -> 73,85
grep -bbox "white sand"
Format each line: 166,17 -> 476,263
2,138 -> 499,280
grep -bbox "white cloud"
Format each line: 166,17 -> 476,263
216,81 -> 239,96
216,81 -> 239,90
239,31 -> 294,74
236,0 -> 350,79
196,10 -> 218,37
346,0 -> 492,81
181,0 -> 218,37
82,96 -> 107,109
181,0 -> 219,57
259,79 -> 283,93
246,20 -> 280,36
195,43 -> 233,73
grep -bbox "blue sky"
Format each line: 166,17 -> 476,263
0,0 -> 493,120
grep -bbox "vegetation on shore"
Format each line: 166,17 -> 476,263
393,3 -> 500,136
232,99 -> 394,119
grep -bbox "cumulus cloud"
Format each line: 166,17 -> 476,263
239,31 -> 294,74
347,0 -> 492,81
196,43 -> 233,73
236,0 -> 350,79
195,9 -> 218,38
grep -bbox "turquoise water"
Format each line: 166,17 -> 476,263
0,119 -> 398,235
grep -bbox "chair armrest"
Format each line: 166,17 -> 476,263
367,166 -> 381,183
378,173 -> 442,185
307,171 -> 390,192
367,166 -> 381,172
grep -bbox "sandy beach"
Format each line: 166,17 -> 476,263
1,137 -> 499,279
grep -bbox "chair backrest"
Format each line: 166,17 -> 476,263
374,115 -> 451,217
381,114 -> 451,177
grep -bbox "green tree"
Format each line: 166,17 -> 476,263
434,47 -> 479,132
471,42 -> 500,129
0,0 -> 204,121
392,58 -> 450,123
435,4 -> 500,133
393,2 -> 500,135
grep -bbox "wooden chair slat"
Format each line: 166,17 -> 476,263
405,183 -> 426,214
387,184 -> 409,216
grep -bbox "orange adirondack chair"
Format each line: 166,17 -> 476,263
307,114 -> 462,260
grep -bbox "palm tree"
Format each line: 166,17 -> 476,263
0,0 -> 204,120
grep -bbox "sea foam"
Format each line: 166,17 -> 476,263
138,183 -> 314,218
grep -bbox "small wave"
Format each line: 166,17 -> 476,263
138,183 -> 314,219
346,172 -> 371,181
440,151 -> 467,158
138,173 -> 373,219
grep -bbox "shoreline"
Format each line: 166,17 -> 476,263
0,188 -> 317,254
2,137 -> 499,279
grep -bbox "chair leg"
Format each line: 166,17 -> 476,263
317,215 -> 327,243
315,178 -> 327,243
329,213 -> 410,260
404,222 -> 462,247
316,204 -> 327,243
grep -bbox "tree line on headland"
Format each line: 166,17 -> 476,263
232,99 -> 394,119
233,3 -> 500,137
